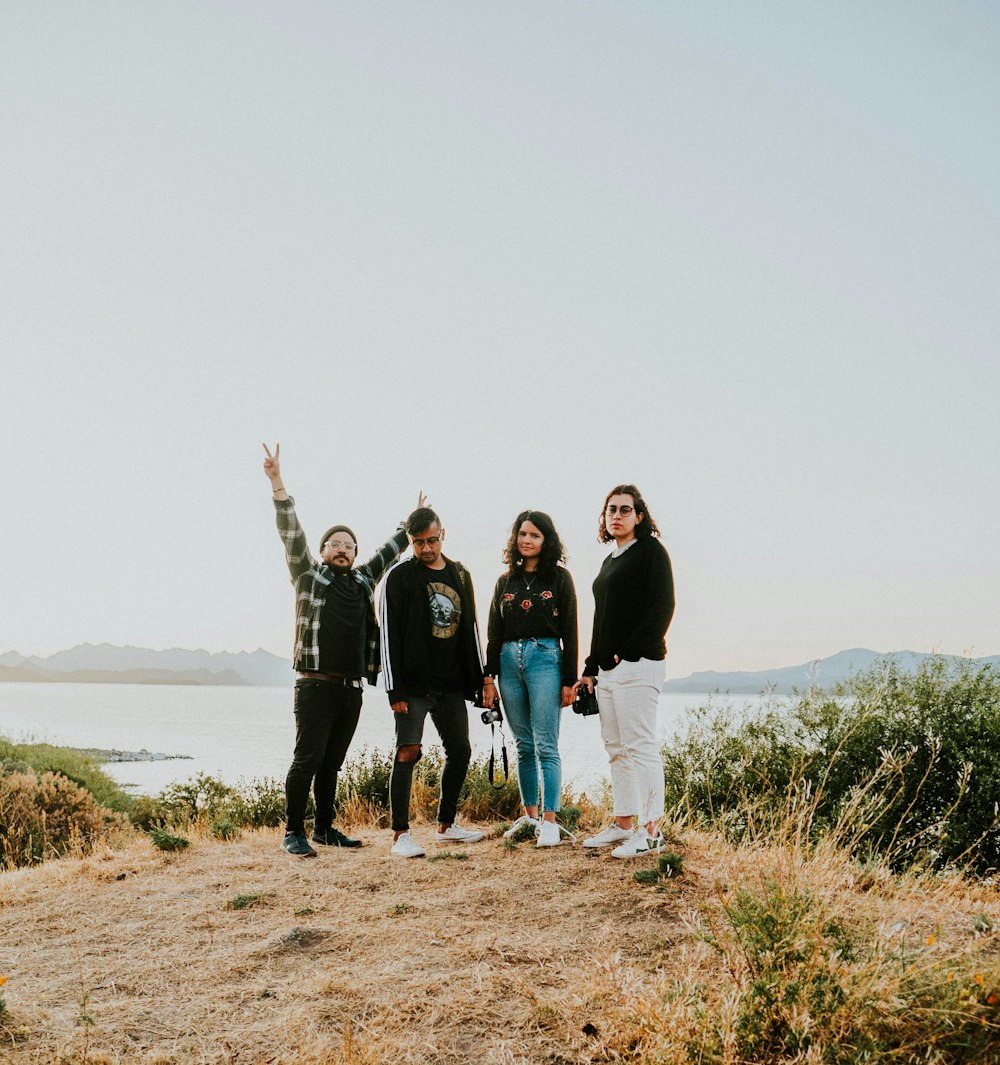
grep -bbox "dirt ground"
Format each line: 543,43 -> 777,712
0,824 -> 696,1064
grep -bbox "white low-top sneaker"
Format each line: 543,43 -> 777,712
611,829 -> 666,859
435,823 -> 485,844
582,823 -> 632,848
502,814 -> 541,839
390,832 -> 426,858
536,820 -> 562,848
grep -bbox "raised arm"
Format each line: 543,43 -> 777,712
263,442 -> 314,580
358,491 -> 428,583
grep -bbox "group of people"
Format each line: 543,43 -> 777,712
262,443 -> 675,861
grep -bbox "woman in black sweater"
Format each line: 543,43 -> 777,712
578,484 -> 674,859
485,511 -> 578,848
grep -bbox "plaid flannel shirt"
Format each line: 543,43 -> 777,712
274,497 -> 408,684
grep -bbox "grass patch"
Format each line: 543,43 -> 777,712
147,827 -> 190,852
227,891 -> 272,911
427,850 -> 468,862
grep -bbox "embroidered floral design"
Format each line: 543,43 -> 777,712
540,590 -> 553,600
502,593 -> 515,602
521,599 -> 533,611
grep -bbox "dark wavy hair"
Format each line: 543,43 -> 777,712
598,484 -> 661,543
502,510 -> 567,580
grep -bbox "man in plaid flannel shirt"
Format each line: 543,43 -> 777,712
263,443 -> 422,858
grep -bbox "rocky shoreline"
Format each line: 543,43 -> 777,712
75,747 -> 193,764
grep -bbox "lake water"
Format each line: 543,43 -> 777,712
0,683 -> 771,798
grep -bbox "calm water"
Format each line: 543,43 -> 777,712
0,683 -> 770,798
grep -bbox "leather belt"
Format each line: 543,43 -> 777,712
297,671 -> 364,688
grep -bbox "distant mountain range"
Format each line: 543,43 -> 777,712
0,644 -> 292,686
664,648 -> 1000,694
0,644 -> 996,692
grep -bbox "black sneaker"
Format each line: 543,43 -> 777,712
282,832 -> 318,858
312,827 -> 362,848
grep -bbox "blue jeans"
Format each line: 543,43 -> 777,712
498,638 -> 563,813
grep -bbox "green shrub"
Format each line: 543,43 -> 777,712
138,774 -> 287,831
0,738 -> 133,814
148,827 -> 190,852
0,771 -> 117,869
455,750 -> 523,821
658,851 -> 684,878
211,819 -> 241,841
226,776 -> 286,828
664,658 -> 1000,873
338,747 -> 393,810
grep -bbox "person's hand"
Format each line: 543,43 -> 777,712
262,442 -> 282,484
482,677 -> 497,706
417,491 -> 430,510
575,676 -> 595,694
560,685 -> 575,708
391,700 -> 409,715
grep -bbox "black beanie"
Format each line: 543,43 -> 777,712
320,525 -> 358,551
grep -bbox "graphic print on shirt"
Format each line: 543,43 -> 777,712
427,582 -> 462,638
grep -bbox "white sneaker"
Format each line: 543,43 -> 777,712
435,823 -> 485,844
612,829 -> 665,859
391,832 -> 426,858
582,823 -> 632,848
502,815 -> 541,839
536,820 -> 562,848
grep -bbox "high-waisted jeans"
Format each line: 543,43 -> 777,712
498,637 -> 563,813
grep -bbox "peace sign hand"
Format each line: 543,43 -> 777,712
262,442 -> 282,485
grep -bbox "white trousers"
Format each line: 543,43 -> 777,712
596,657 -> 666,824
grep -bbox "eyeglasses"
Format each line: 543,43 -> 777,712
324,539 -> 356,551
411,535 -> 441,547
605,504 -> 634,517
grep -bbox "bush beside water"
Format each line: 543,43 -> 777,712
664,657 -> 1000,874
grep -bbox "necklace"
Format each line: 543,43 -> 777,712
522,570 -> 537,592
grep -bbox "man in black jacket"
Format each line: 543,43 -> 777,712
379,506 -> 493,857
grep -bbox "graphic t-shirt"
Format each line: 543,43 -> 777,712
422,565 -> 463,691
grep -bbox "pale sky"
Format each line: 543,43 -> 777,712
2,2 -> 998,678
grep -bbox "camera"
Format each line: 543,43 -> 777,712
572,684 -> 599,716
481,705 -> 503,725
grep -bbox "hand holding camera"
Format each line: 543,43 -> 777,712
572,678 -> 599,716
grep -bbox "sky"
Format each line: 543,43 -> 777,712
2,2 -> 998,679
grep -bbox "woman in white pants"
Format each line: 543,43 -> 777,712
577,484 -> 674,859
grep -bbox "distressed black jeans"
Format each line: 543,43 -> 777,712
389,691 -> 472,831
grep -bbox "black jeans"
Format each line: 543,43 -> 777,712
285,679 -> 363,835
390,691 -> 472,832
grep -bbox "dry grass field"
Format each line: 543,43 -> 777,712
0,819 -> 695,1064
5,814 -> 1000,1064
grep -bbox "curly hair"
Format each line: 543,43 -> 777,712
502,510 -> 567,580
598,484 -> 661,543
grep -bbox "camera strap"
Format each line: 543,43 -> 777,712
488,722 -> 509,790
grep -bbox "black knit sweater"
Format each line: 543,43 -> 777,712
583,537 -> 675,676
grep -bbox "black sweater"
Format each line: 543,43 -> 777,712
583,537 -> 675,676
485,566 -> 578,686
